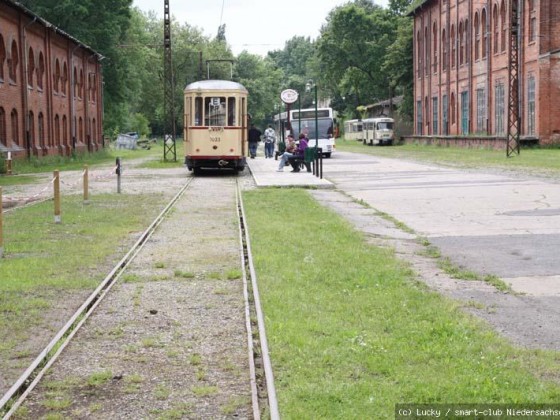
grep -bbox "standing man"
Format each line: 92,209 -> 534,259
263,124 -> 277,158
248,124 -> 262,159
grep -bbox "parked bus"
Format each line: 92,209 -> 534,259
344,119 -> 364,141
362,117 -> 395,146
289,108 -> 336,158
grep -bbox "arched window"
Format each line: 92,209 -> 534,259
27,47 -> 35,87
501,0 -> 507,52
465,19 -> 469,63
482,8 -> 488,58
62,62 -> 68,95
451,24 -> 456,68
73,67 -> 78,98
54,59 -> 60,92
459,21 -> 464,65
9,40 -> 19,83
417,30 -> 422,77
37,52 -> 45,90
424,27 -> 429,74
425,96 -> 430,134
0,35 -> 5,81
55,114 -> 60,147
38,112 -> 45,148
0,107 -> 6,147
474,12 -> 480,61
28,111 -> 35,149
493,4 -> 499,54
79,68 -> 84,99
442,28 -> 448,71
92,118 -> 97,143
433,22 -> 438,73
11,109 -> 19,146
62,115 -> 68,147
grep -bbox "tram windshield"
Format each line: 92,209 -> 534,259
376,121 -> 394,130
291,119 -> 334,141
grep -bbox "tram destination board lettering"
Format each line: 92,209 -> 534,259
395,404 -> 560,419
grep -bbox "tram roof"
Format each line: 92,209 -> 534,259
184,80 -> 248,93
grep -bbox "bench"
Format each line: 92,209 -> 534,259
288,147 -> 317,173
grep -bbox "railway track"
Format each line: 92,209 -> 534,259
1,174 -> 278,419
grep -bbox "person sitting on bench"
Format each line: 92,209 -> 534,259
276,134 -> 296,172
288,134 -> 310,173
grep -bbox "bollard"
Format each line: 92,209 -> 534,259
0,187 -> 3,258
54,170 -> 61,224
116,157 -> 122,194
83,165 -> 90,204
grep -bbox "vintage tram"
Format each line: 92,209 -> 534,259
183,80 -> 248,174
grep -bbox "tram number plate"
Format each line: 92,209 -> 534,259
210,136 -> 221,142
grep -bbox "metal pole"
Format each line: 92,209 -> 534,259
83,165 -> 89,204
54,170 -> 61,224
314,84 -> 319,176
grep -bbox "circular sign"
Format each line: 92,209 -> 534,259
280,89 -> 299,104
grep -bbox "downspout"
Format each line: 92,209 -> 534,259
69,43 -> 80,152
517,0 -> 523,137
486,0 -> 491,134
21,16 -> 37,160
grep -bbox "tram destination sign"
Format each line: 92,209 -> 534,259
280,89 -> 298,104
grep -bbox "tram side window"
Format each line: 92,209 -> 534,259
228,97 -> 236,126
205,96 -> 226,126
194,97 -> 203,126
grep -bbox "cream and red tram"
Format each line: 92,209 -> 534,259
184,80 -> 248,174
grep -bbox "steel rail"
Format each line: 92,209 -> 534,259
237,183 -> 280,420
1,179 -> 193,418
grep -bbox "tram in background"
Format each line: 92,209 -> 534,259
183,80 -> 248,175
343,119 -> 364,142
362,117 -> 395,146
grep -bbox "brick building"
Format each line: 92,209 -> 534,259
410,0 -> 560,146
0,0 -> 103,158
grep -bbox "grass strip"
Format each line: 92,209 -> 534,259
243,188 -> 560,419
336,141 -> 560,175
0,192 -> 168,356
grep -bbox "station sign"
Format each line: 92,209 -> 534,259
280,89 -> 298,104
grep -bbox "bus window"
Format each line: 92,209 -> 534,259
228,97 -> 236,126
194,97 -> 203,126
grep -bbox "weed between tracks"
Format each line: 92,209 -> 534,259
243,188 -> 560,419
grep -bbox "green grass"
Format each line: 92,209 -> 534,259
243,188 -> 560,419
336,140 -> 560,176
0,192 -> 169,357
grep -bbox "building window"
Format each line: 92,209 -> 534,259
37,52 -> 45,90
28,111 -> 35,149
38,112 -> 45,148
54,59 -> 60,93
476,88 -> 486,132
0,107 -> 6,147
425,96 -> 430,134
416,100 -> 422,135
0,35 -> 5,81
482,9 -> 487,58
432,97 -> 439,135
459,21 -> 464,65
442,29 -> 448,71
55,114 -> 60,147
442,95 -> 449,135
9,40 -> 18,83
417,30 -> 422,78
28,47 -> 34,87
451,25 -> 456,68
424,27 -> 429,75
11,109 -> 19,146
493,5 -> 499,54
495,83 -> 505,135
62,62 -> 68,95
433,22 -> 438,73
529,17 -> 536,42
501,0 -> 507,53
461,91 -> 469,135
527,76 -> 536,135
475,12 -> 480,61
465,19 -> 470,64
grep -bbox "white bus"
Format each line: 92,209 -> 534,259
362,117 -> 395,146
289,108 -> 336,158
344,119 -> 363,141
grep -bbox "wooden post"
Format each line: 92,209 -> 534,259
116,157 -> 122,194
6,159 -> 12,176
54,170 -> 61,224
0,187 -> 4,258
83,165 -> 89,204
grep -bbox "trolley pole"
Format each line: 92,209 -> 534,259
54,170 -> 61,224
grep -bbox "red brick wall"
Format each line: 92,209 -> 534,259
0,0 -> 103,158
412,0 -> 560,146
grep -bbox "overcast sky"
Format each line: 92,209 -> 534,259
132,0 -> 390,56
